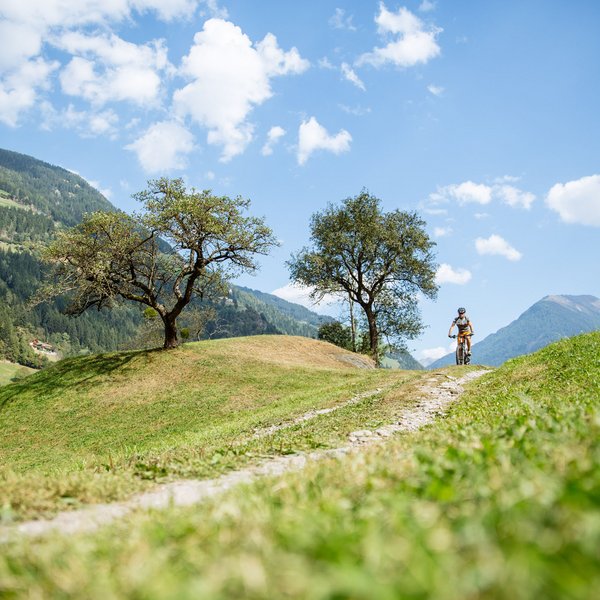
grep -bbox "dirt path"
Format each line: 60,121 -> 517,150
1,369 -> 488,541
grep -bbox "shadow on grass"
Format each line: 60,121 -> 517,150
0,348 -> 164,414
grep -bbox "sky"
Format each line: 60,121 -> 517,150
1,0 -> 599,364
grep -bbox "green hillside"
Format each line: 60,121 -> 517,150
0,336 -> 419,521
1,332 -> 598,598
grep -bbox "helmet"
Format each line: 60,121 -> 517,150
457,307 -> 466,314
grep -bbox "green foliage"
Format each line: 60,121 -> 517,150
289,190 -> 438,363
43,178 -> 278,349
318,320 -> 353,350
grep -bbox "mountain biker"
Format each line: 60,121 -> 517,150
448,307 -> 475,356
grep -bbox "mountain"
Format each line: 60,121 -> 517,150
382,349 -> 424,370
429,294 -> 600,368
0,148 -> 333,367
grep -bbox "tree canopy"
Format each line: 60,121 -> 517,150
43,178 -> 278,348
288,191 -> 438,365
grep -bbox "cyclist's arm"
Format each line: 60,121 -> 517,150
448,321 -> 455,337
468,321 -> 475,335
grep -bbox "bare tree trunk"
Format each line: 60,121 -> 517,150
364,306 -> 380,367
163,316 -> 179,349
349,293 -> 357,352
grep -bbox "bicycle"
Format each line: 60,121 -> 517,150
450,332 -> 472,365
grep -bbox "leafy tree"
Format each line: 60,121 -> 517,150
317,321 -> 353,351
42,178 -> 278,349
288,191 -> 438,365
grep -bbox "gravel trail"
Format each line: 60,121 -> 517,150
1,369 -> 488,541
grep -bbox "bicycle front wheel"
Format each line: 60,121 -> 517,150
456,344 -> 464,365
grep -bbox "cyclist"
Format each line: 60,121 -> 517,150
448,307 -> 475,357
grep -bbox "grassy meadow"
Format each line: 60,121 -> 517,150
1,333 -> 599,598
0,336 -> 425,521
0,362 -> 36,387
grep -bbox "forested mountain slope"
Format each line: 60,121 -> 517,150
0,148 -> 335,367
429,294 -> 600,367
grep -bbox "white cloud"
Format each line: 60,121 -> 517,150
57,32 -> 172,107
475,234 -> 522,261
419,1 -> 436,12
433,226 -> 452,237
0,1 -> 200,28
261,125 -> 286,156
125,120 -> 196,173
60,104 -> 120,138
435,181 -> 493,205
173,19 -> 308,162
436,263 -> 472,285
357,3 -> 441,68
0,57 -> 58,126
341,63 -> 366,91
329,8 -> 357,31
496,184 -> 536,210
272,283 -> 341,315
427,84 -> 444,96
0,21 -> 43,71
318,57 -> 336,70
546,174 -> 600,226
297,117 -> 352,165
197,0 -> 228,19
419,345 -> 450,366
0,0 -> 201,125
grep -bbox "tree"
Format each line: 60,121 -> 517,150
42,178 -> 278,349
318,321 -> 353,351
288,191 -> 438,365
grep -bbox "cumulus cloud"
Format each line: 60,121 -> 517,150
496,184 -> 535,209
0,0 -> 199,125
125,120 -> 195,173
434,181 -> 492,205
329,8 -> 357,31
436,263 -> 472,285
57,32 -> 172,107
546,174 -> 600,226
419,1 -> 436,12
356,3 -> 441,68
475,234 -> 522,261
297,117 -> 352,165
261,125 -> 286,156
341,63 -> 366,90
173,19 -> 308,161
427,84 -> 444,96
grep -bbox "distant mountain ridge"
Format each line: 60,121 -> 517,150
429,294 -> 600,368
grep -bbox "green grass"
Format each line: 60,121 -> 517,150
1,333 -> 598,599
0,336 -> 423,520
0,195 -> 25,209
0,362 -> 36,387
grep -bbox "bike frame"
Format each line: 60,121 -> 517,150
453,332 -> 472,366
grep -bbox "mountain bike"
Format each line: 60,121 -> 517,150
450,333 -> 472,365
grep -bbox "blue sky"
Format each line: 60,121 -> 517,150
1,0 -> 599,364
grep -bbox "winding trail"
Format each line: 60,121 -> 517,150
1,369 -> 488,541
